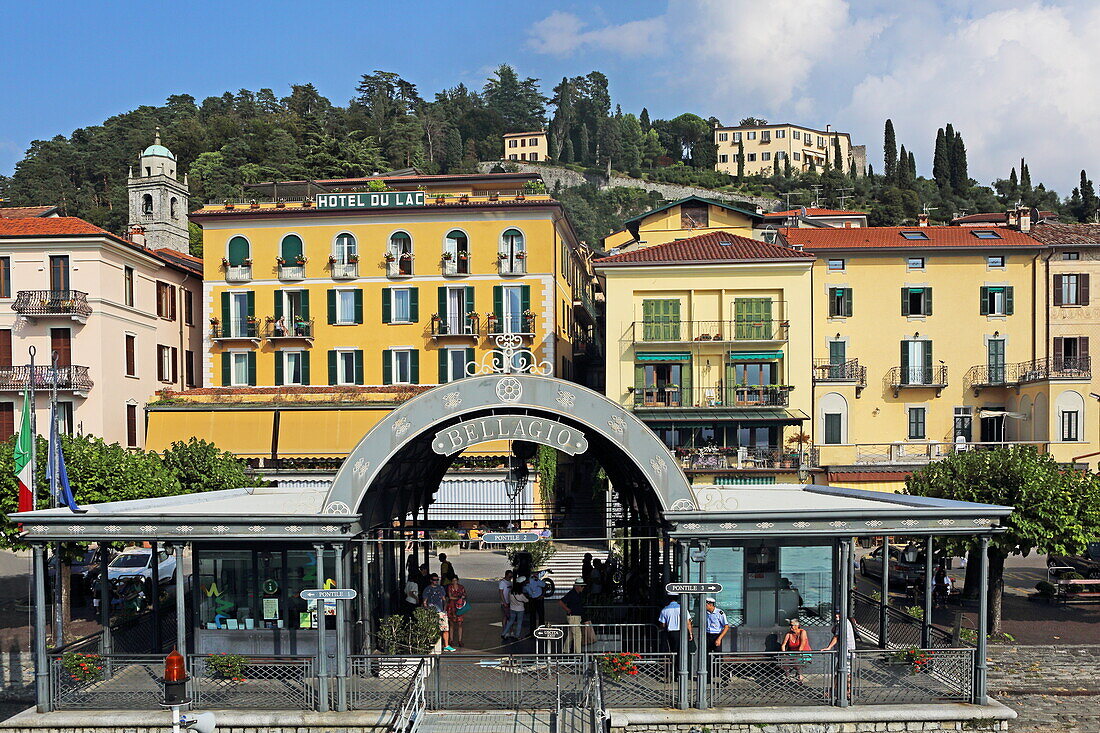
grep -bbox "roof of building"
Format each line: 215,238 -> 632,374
594,230 -> 814,267
950,211 -> 1057,225
0,205 -> 59,218
0,216 -> 201,276
714,122 -> 852,137
502,130 -> 546,137
622,195 -> 765,227
1022,222 -> 1100,246
763,208 -> 867,219
784,226 -> 1040,251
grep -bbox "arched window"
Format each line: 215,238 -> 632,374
142,194 -> 153,215
170,197 -> 178,219
1055,390 -> 1085,442
444,230 -> 468,275
819,392 -> 848,445
389,232 -> 413,275
499,228 -> 525,274
280,234 -> 304,263
227,236 -> 250,266
334,233 -> 357,263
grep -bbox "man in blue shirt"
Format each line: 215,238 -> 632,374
657,595 -> 693,658
704,598 -> 730,657
524,572 -> 547,631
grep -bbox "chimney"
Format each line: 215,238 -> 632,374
1018,205 -> 1031,232
1005,208 -> 1019,229
917,213 -> 929,227
129,226 -> 146,246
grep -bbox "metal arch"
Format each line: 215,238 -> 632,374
323,374 -> 694,518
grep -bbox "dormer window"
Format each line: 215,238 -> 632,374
972,230 -> 1001,240
900,231 -> 929,240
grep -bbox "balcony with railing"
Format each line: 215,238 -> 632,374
330,260 -> 358,279
498,254 -> 527,276
386,254 -> 414,277
676,445 -> 819,471
0,365 -> 93,394
632,384 -> 791,409
264,318 -> 314,342
631,319 -> 789,344
224,265 -> 252,283
813,358 -> 867,392
277,264 -> 305,280
210,318 -> 260,343
818,441 -> 1050,467
886,365 -> 948,397
431,313 -> 480,337
487,313 -> 536,337
965,356 -> 1091,394
12,290 -> 91,322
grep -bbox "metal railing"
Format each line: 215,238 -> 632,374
265,318 -> 314,339
488,315 -> 536,336
677,446 -> 819,470
428,654 -> 585,710
812,358 -> 867,387
50,654 -> 165,710
498,258 -> 527,276
431,314 -> 479,336
0,365 -> 93,392
631,318 -> 789,343
441,256 -> 471,276
387,256 -> 414,277
632,385 -> 791,408
277,264 -> 306,280
332,261 -> 359,279
12,289 -> 91,318
596,653 -> 677,709
852,591 -> 955,649
836,440 -> 1051,466
391,657 -> 429,732
348,656 -> 434,712
210,319 -> 259,339
190,655 -> 315,710
224,265 -> 252,282
887,365 -> 949,389
965,356 -> 1091,391
535,624 -> 663,656
852,648 -> 974,704
710,651 -> 836,707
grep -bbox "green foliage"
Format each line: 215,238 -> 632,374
554,185 -> 665,246
61,652 -> 103,683
536,445 -> 558,501
160,437 -> 261,495
432,529 -> 460,550
507,541 -> 557,570
377,609 -> 440,654
205,653 -> 248,682
187,222 -> 203,257
1035,580 -> 1056,596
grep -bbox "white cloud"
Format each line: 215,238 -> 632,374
526,11 -> 666,58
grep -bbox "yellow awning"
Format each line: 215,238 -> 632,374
146,410 -> 275,457
276,409 -> 388,457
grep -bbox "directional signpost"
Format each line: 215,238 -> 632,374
664,582 -> 723,594
300,589 -> 358,601
532,626 -> 565,641
482,532 -> 540,544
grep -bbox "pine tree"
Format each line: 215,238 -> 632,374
932,128 -> 949,188
883,119 -> 897,180
639,107 -> 651,131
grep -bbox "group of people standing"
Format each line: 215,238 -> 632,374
497,569 -> 549,640
404,553 -> 466,652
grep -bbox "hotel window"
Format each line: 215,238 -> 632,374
444,230 -> 469,275
979,286 -> 1014,316
384,349 -> 418,385
901,340 -> 933,385
329,349 -> 362,386
497,284 -> 530,334
732,132 -> 742,142
1054,274 -> 1089,305
1063,251 -> 1080,260
828,287 -> 853,317
1053,336 -> 1089,370
440,347 -> 473,383
827,259 -> 845,271
329,288 -> 362,325
125,334 -> 136,376
156,282 -> 176,320
793,152 -> 801,161
987,255 -> 1006,268
747,131 -> 756,140
908,407 -> 927,440
823,413 -> 842,445
389,232 -> 414,276
334,233 -> 357,264
384,287 -> 417,324
223,351 -> 256,387
1062,409 -> 1080,441
126,404 -> 138,447
123,266 -> 134,306
901,287 -> 932,316
747,153 -> 756,162
907,257 -> 925,270
761,152 -> 771,161
792,131 -> 801,140
718,133 -> 728,141
277,350 -> 307,386
499,228 -> 526,274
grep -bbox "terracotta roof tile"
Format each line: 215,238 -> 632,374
594,231 -> 814,266
1025,222 -> 1100,246
784,226 -> 1040,251
0,205 -> 59,218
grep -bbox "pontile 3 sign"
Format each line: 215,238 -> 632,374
315,191 -> 425,210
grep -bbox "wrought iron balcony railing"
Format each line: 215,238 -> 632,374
886,365 -> 948,396
632,385 -> 791,409
277,264 -> 305,280
631,318 -> 789,344
676,445 -> 819,471
0,365 -> 93,392
964,356 -> 1091,393
265,318 -> 314,340
431,314 -> 480,337
210,319 -> 260,340
224,265 -> 252,283
487,315 -> 536,336
813,358 -> 867,391
12,290 -> 91,319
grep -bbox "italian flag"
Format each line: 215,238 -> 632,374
14,390 -> 33,514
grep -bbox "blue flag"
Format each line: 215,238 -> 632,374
46,403 -> 82,513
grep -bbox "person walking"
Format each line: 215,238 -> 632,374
422,573 -> 455,652
498,570 -> 514,627
558,579 -> 587,653
524,572 -> 547,631
658,595 -> 693,660
704,598 -> 730,658
438,553 -> 457,583
502,578 -> 529,640
446,575 -> 467,648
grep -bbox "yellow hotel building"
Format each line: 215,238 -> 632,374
145,172 -> 600,461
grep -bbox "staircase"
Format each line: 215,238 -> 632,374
416,711 -> 552,733
537,548 -> 608,599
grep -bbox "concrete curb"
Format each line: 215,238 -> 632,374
607,700 -> 1017,727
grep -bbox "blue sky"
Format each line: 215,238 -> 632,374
2,1 -> 1097,194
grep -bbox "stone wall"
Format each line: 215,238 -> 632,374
0,653 -> 32,703
477,162 -> 779,211
613,722 -> 1006,733
987,644 -> 1100,694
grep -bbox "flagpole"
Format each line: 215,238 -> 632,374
25,346 -> 37,673
50,350 -> 62,647
27,346 -> 35,512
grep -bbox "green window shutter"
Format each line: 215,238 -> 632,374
901,288 -> 910,316
465,348 -> 474,374
642,300 -> 656,340
382,289 -> 392,324
634,364 -> 645,393
979,286 -> 989,315
382,351 -> 392,385
1006,286 -> 1014,315
410,287 -> 419,322
925,288 -> 932,316
844,288 -> 853,317
465,286 -> 475,314
410,350 -> 419,384
300,290 -> 310,321
274,352 -> 284,386
301,351 -> 311,385
280,234 -> 303,261
493,285 -> 503,322
221,292 -> 231,326
274,291 -> 283,320
227,236 -> 249,266
923,341 -> 933,374
247,351 -> 257,386
328,350 -> 337,385
900,341 -> 909,380
327,289 -> 336,325
680,357 -> 692,399
354,350 -> 364,385
521,284 -> 531,312
829,340 -> 846,363
438,349 -> 449,384
353,289 -> 363,324
828,288 -> 837,317
221,352 -> 230,386
438,286 -> 447,321
246,291 -> 255,318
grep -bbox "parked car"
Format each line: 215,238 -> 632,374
860,544 -> 926,585
1048,542 -> 1100,579
47,547 -> 110,592
106,548 -> 176,582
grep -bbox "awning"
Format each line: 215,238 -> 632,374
977,410 -> 1027,419
636,408 -> 808,423
727,350 -> 784,360
636,351 -> 692,362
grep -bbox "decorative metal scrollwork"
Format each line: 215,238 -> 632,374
466,335 -> 552,377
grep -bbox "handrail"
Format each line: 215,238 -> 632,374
12,289 -> 91,317
631,318 -> 790,343
390,657 -> 428,733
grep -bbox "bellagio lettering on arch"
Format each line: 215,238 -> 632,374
431,416 -> 589,456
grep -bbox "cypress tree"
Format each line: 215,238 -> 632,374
950,130 -> 968,192
560,137 -> 574,164
884,119 -> 897,179
832,136 -> 843,172
773,155 -> 780,177
577,123 -> 591,165
640,107 -> 651,131
897,144 -> 908,186
1020,158 -> 1032,193
932,128 -> 949,188
785,155 -> 792,177
1080,170 -> 1097,222
909,150 -> 916,180
1007,168 -> 1019,203
736,140 -> 744,179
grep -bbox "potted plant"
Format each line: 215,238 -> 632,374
888,647 -> 932,675
384,253 -> 397,263
220,257 -> 230,268
61,652 -> 103,684
442,252 -> 453,261
327,254 -> 337,266
599,653 -> 641,683
206,653 -> 249,683
375,609 -> 441,675
515,252 -> 526,260
435,194 -> 446,204
497,253 -> 508,260
295,254 -> 308,266
347,254 -> 359,264
242,258 -> 253,267
276,256 -> 287,266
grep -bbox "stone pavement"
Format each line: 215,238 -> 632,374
989,645 -> 1100,732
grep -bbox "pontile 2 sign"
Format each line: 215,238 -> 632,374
315,192 -> 425,210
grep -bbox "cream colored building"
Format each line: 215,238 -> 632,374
503,131 -> 548,162
713,123 -> 863,177
602,196 -> 765,252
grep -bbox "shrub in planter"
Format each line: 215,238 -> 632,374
377,609 -> 440,655
1035,580 -> 1056,597
207,653 -> 248,682
432,529 -> 461,550
600,653 -> 641,681
62,652 -> 103,683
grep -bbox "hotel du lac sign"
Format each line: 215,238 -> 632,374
315,191 -> 426,210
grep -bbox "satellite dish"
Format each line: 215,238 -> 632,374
180,712 -> 217,733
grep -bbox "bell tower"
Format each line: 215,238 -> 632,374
127,127 -> 190,252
